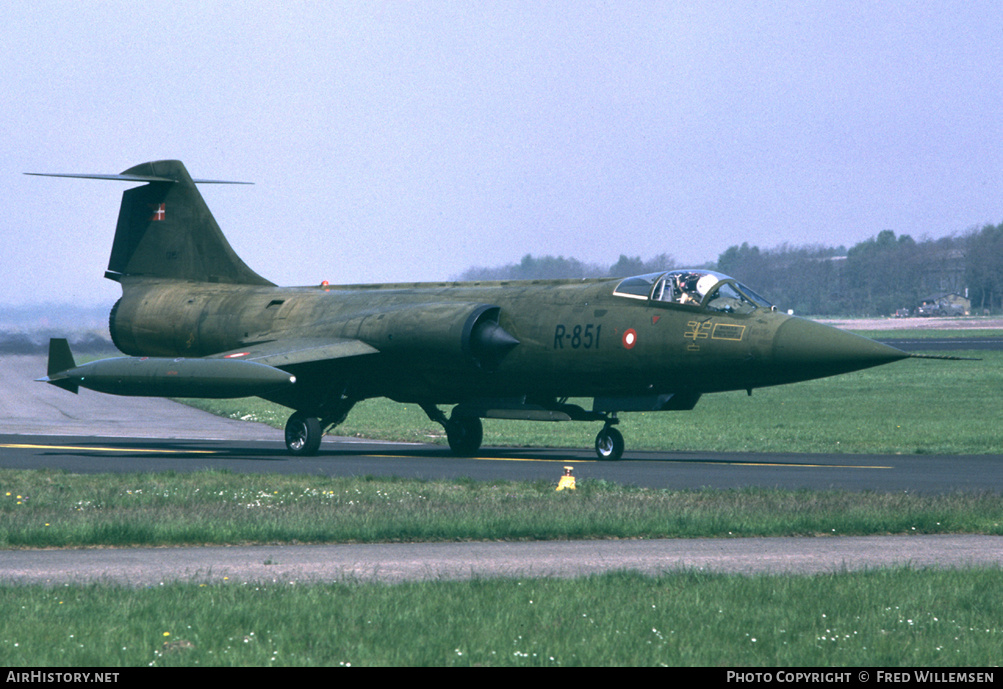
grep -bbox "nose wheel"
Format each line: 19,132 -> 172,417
595,424 -> 624,461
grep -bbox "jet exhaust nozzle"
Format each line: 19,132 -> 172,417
468,317 -> 520,370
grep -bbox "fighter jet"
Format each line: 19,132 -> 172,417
32,160 -> 921,460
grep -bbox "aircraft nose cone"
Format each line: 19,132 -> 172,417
772,317 -> 909,381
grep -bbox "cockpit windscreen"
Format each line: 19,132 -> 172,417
613,270 -> 772,314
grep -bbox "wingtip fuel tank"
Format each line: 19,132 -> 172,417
39,339 -> 296,399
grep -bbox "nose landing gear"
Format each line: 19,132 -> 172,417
594,417 -> 624,461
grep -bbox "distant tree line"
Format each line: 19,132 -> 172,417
717,224 -> 1003,315
457,222 -> 1003,316
458,253 -> 677,281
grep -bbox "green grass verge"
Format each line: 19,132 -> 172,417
847,329 -> 1002,339
2,469 -> 1001,548
179,349 -> 1003,455
2,569 -> 1000,666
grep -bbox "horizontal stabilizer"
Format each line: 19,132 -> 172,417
25,172 -> 252,184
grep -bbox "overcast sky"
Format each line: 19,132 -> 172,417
5,1 -> 1003,307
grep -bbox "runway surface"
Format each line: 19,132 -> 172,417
4,433 -> 1003,493
2,354 -> 1001,582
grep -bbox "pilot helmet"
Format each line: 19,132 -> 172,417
695,274 -> 718,296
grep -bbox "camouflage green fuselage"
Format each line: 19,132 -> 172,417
108,275 -> 834,409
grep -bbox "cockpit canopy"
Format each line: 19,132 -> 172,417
613,270 -> 773,314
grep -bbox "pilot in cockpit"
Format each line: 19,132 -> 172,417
677,273 -> 701,304
678,273 -> 719,305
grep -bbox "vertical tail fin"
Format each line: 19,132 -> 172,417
26,160 -> 272,286
104,161 -> 273,285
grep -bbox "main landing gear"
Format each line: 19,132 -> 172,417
284,399 -> 355,457
283,403 -> 624,461
420,404 -> 484,456
284,411 -> 322,456
283,403 -> 483,458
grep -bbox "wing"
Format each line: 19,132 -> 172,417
206,337 -> 380,419
207,337 -> 379,367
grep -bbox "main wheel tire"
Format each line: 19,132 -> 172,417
285,412 -> 322,456
446,415 -> 483,456
595,426 -> 624,461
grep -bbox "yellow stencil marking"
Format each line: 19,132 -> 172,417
711,323 -> 746,341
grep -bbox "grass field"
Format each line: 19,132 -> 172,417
1,569 -> 1000,666
3,469 -> 1002,548
848,329 -> 1003,339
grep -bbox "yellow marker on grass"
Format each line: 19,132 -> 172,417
556,466 -> 575,491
